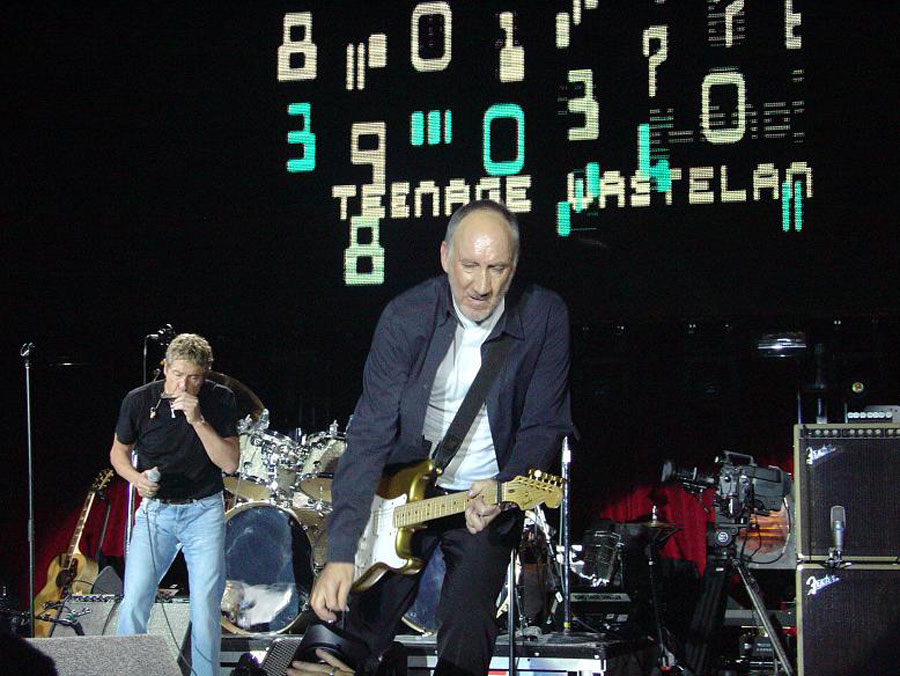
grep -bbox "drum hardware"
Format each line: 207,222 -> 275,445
641,507 -> 684,675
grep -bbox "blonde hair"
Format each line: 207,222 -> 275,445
165,333 -> 213,370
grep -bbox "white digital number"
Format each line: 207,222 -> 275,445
411,2 -> 452,72
278,13 -> 317,81
567,70 -> 599,141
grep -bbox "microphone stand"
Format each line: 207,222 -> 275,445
507,548 -> 517,676
560,437 -> 572,632
94,490 -> 112,567
544,437 -> 596,644
21,342 -> 36,638
126,327 -> 170,558
126,335 -> 151,559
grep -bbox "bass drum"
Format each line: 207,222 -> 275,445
220,502 -> 319,634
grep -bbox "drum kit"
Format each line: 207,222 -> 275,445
219,410 -> 346,635
212,376 -> 647,639
218,411 -> 566,638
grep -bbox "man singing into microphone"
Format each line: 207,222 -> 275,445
109,333 -> 239,676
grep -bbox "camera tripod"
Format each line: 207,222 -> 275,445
684,530 -> 793,676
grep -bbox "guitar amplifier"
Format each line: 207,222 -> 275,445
45,595 -> 191,662
797,564 -> 899,676
794,424 -> 900,561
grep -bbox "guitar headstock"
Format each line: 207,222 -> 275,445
501,470 -> 564,510
92,469 -> 115,493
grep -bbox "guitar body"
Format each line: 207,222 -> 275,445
33,550 -> 98,637
352,460 -> 436,592
32,468 -> 113,637
350,462 -> 563,595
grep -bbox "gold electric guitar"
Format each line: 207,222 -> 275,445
351,460 -> 563,592
33,468 -> 114,636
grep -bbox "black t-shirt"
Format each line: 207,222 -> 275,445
115,379 -> 238,500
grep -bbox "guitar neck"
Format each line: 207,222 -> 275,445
394,485 -> 501,528
66,491 -> 97,561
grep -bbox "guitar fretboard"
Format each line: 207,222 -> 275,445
66,492 -> 97,561
394,489 -> 500,528
65,470 -> 113,563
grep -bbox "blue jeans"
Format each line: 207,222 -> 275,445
118,492 -> 226,676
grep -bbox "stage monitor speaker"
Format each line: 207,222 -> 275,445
794,423 -> 900,561
28,634 -> 182,676
796,564 -> 899,676
45,596 -> 190,663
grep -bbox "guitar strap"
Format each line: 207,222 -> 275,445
431,287 -> 532,474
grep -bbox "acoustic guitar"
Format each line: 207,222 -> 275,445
351,460 -> 563,592
33,468 -> 114,636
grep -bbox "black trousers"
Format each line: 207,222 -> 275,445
344,509 -> 524,676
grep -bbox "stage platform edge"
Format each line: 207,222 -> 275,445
220,632 -> 656,675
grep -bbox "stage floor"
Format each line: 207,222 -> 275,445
220,631 -> 656,675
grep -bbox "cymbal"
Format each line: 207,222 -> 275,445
627,514 -> 680,529
206,371 -> 265,421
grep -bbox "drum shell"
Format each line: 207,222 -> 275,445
297,433 -> 347,502
221,502 -> 321,635
229,430 -> 306,503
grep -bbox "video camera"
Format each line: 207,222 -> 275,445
661,451 -> 791,523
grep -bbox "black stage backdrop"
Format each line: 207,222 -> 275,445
1,2 -> 898,609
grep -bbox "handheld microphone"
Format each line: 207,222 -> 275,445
830,505 -> 846,556
147,468 -> 161,482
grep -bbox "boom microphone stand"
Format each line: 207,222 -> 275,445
126,326 -> 173,558
21,342 -> 36,637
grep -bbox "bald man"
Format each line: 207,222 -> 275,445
300,200 -> 572,676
